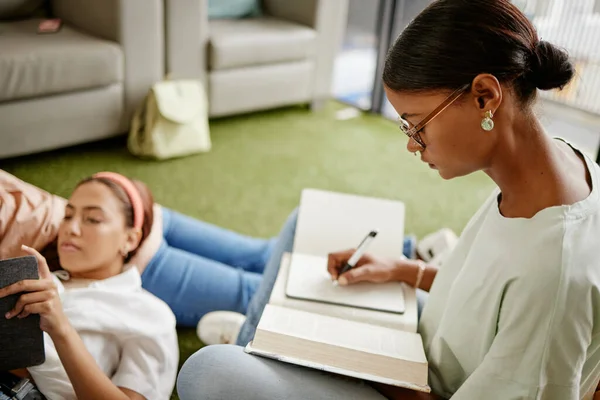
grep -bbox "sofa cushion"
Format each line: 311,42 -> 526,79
208,0 -> 261,19
208,17 -> 317,71
0,19 -> 123,103
0,0 -> 45,20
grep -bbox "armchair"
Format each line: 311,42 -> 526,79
0,0 -> 164,159
164,0 -> 349,117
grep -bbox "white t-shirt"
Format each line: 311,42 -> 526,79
27,267 -> 179,400
419,149 -> 600,399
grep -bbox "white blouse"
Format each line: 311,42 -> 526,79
28,266 -> 179,400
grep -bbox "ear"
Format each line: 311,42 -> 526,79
470,74 -> 503,115
124,228 -> 143,256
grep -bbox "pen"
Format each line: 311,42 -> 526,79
338,230 -> 378,278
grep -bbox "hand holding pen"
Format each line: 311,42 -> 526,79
327,252 -> 412,287
337,230 -> 379,277
327,229 -> 423,287
327,229 -> 431,290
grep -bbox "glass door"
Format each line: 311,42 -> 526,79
333,0 -> 386,110
332,0 -> 433,115
381,0 -> 436,119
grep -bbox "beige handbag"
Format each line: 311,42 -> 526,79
128,80 -> 211,160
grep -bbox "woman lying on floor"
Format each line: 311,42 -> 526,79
176,0 -> 600,399
0,172 -> 178,399
0,169 -> 277,332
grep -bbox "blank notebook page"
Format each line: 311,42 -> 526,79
286,253 -> 406,314
293,189 -> 406,259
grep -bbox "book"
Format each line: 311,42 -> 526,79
246,304 -> 429,392
245,189 -> 429,392
286,188 -> 409,314
0,256 -> 45,371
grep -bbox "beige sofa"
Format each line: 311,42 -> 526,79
164,0 -> 349,118
0,0 -> 164,159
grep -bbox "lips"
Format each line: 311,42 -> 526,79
59,242 -> 80,252
421,157 -> 437,169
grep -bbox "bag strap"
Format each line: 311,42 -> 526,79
128,94 -> 149,152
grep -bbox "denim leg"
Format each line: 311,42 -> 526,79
236,209 -> 298,346
141,241 -> 263,327
416,289 -> 429,320
177,345 -> 386,400
161,207 -> 276,274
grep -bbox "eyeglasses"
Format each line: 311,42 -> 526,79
398,84 -> 471,150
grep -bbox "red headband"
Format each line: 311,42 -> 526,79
93,172 -> 144,230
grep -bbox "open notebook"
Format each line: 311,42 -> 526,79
245,189 -> 427,392
286,188 -> 408,314
274,252 -> 418,333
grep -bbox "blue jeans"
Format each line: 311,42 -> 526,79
141,207 -> 276,326
141,207 -> 421,329
178,345 -> 389,400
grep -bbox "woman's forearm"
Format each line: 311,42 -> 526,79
394,260 -> 438,292
51,324 -> 133,400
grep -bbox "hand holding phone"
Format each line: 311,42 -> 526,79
0,254 -> 45,370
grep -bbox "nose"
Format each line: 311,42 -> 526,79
406,137 -> 422,154
63,217 -> 82,237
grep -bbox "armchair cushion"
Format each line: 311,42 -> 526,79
0,18 -> 123,103
208,17 -> 316,71
208,0 -> 261,19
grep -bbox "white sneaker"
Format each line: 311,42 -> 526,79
197,311 -> 246,346
416,228 -> 459,268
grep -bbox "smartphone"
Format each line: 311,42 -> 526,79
0,256 -> 45,370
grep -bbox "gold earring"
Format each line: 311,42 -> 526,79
481,110 -> 494,131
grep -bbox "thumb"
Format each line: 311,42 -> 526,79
338,264 -> 379,286
21,245 -> 52,280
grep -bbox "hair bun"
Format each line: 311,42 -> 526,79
528,40 -> 575,91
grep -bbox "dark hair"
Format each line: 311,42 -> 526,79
42,175 -> 154,271
383,0 -> 575,104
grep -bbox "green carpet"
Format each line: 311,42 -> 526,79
2,102 -> 495,398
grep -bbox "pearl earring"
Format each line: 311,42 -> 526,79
120,248 -> 128,257
481,110 -> 494,131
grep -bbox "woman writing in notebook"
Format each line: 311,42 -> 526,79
177,0 -> 600,399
